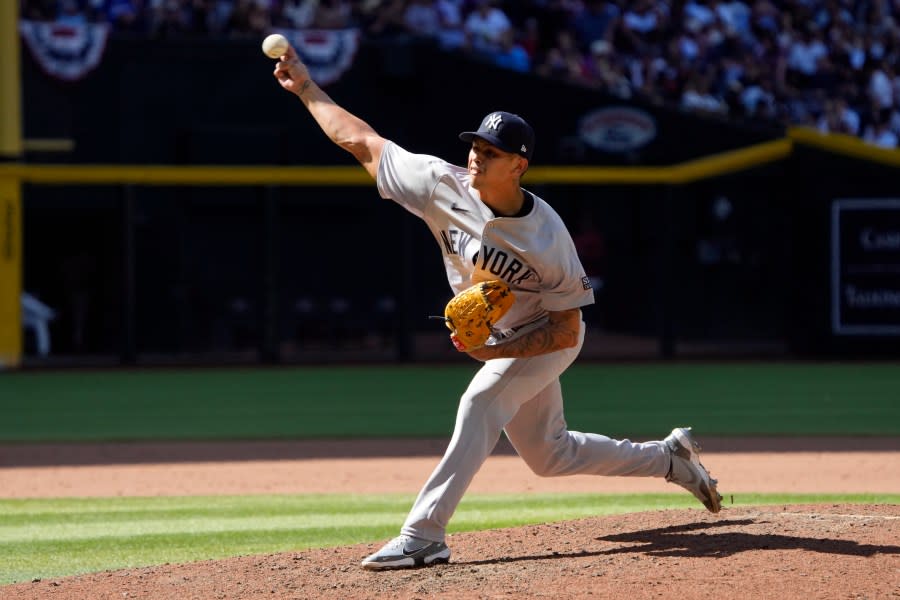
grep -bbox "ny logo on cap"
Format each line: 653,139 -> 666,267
485,113 -> 503,130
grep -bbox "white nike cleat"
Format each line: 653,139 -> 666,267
360,535 -> 451,571
664,427 -> 723,513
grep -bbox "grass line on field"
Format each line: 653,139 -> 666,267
1,493 -> 896,585
2,364 -> 899,440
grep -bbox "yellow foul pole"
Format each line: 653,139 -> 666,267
0,0 -> 22,368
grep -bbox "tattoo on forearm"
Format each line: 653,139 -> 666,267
498,323 -> 577,358
298,80 -> 311,95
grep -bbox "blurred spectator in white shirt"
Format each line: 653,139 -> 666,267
492,27 -> 531,73
582,39 -> 633,98
619,0 -> 667,54
890,109 -> 900,138
684,0 -> 717,33
682,71 -> 729,114
570,0 -> 620,51
628,52 -> 669,103
740,74 -> 776,118
863,116 -> 899,148
279,0 -> 317,29
786,26 -> 828,85
674,29 -> 701,65
624,0 -> 664,34
463,0 -> 512,53
868,59 -> 895,110
435,0 -> 466,49
817,97 -> 860,135
716,0 -> 751,37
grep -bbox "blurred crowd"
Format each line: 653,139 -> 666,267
20,0 -> 900,148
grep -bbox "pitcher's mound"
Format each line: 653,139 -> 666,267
6,504 -> 898,600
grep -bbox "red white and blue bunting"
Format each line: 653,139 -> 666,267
273,28 -> 360,86
17,22 -> 359,85
19,20 -> 110,82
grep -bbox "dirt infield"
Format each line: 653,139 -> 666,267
1,438 -> 899,599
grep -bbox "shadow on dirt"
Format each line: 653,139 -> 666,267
455,518 -> 899,566
594,518 -> 900,558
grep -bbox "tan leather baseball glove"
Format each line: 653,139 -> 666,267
443,280 -> 515,351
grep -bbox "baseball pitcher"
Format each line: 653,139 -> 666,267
270,42 -> 722,571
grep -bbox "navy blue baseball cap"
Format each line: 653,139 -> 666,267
459,111 -> 535,161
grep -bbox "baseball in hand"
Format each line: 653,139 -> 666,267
262,33 -> 289,58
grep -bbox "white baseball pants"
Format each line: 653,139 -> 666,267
401,323 -> 671,543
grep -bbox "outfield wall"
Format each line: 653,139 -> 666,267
13,36 -> 900,364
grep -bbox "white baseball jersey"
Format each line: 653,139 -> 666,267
376,141 -> 595,344
369,141 -> 675,547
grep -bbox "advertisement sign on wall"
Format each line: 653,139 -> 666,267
577,107 -> 657,153
831,199 -> 900,335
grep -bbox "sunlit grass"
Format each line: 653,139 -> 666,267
2,492 -> 896,585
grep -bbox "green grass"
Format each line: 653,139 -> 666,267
1,365 -> 895,587
2,493 -> 896,585
1,363 -> 899,441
